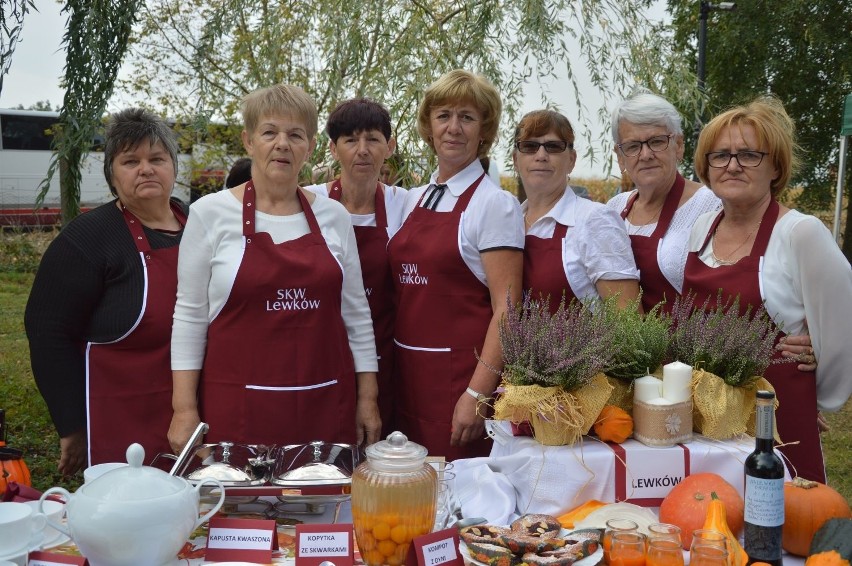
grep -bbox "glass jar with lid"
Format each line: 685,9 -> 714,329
352,431 -> 438,566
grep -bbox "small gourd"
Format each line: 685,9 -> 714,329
806,550 -> 851,566
809,518 -> 852,561
593,405 -> 633,443
556,499 -> 607,529
703,492 -> 748,566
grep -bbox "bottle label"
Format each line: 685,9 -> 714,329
744,476 -> 784,526
754,404 -> 774,439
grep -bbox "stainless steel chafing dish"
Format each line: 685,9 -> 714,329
270,440 -> 362,520
173,441 -> 274,504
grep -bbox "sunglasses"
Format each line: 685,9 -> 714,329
515,140 -> 571,154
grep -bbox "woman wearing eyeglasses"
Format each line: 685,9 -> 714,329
388,70 -> 524,460
684,96 -> 852,482
516,110 -> 639,311
606,89 -> 721,314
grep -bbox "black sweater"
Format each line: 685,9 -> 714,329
24,200 -> 186,437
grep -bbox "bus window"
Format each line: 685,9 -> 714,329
0,114 -> 57,150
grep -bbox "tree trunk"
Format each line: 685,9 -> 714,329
59,154 -> 81,227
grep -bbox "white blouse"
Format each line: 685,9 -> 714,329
171,189 -> 377,373
607,187 -> 721,293
303,183 -> 408,234
524,187 -> 639,300
396,160 -> 525,285
688,209 -> 852,412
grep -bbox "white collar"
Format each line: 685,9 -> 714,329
429,160 -> 486,196
521,186 -> 578,227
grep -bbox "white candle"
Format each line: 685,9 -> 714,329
646,397 -> 675,405
663,361 -> 693,403
634,375 -> 664,403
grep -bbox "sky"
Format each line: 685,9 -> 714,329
0,1 -> 670,179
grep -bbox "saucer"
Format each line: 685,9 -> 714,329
0,531 -> 39,560
40,528 -> 71,549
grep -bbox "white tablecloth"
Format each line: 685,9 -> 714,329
450,421 -> 791,525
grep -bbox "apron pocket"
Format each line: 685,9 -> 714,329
240,380 -> 355,446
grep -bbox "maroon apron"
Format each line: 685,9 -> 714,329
620,174 -> 685,313
85,200 -> 186,465
328,180 -> 396,436
201,183 -> 356,446
388,175 -> 492,459
683,199 -> 825,482
523,223 -> 575,312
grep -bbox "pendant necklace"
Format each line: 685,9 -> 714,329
711,220 -> 762,266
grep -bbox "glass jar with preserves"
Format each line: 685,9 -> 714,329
352,431 -> 437,566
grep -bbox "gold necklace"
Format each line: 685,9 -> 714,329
711,220 -> 762,266
627,201 -> 664,235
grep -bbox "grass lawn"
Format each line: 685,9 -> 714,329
1,234 -> 850,501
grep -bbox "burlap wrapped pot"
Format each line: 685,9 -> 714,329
691,368 -> 780,441
604,376 -> 634,413
494,373 -> 613,446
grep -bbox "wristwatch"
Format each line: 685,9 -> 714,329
465,386 -> 490,403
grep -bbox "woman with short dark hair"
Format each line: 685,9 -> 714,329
305,98 -> 406,437
26,108 -> 187,474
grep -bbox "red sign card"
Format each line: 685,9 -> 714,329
295,523 -> 353,566
407,528 -> 463,566
27,551 -> 88,565
205,516 -> 277,563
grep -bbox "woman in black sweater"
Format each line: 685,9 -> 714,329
25,108 -> 187,475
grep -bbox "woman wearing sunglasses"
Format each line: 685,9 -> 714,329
683,96 -> 852,482
516,109 -> 640,311
606,89 -> 721,314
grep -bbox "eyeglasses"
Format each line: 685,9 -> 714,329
515,140 -> 571,154
617,134 -> 673,157
706,151 -> 768,168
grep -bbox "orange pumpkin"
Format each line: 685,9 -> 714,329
659,473 -> 744,549
0,447 -> 32,492
783,477 -> 852,556
593,405 -> 633,443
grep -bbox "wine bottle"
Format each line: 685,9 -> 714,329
743,390 -> 784,566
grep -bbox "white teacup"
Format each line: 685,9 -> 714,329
83,461 -> 127,484
26,499 -> 66,541
0,501 -> 46,554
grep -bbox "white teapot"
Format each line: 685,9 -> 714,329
39,443 -> 225,566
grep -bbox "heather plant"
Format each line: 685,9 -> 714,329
500,293 -> 617,392
669,292 -> 782,387
604,297 -> 672,382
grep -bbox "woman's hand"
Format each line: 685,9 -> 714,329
450,393 -> 486,447
58,429 -> 87,476
168,408 -> 201,454
817,411 -> 830,433
777,334 -> 817,371
355,372 -> 381,446
169,370 -> 201,453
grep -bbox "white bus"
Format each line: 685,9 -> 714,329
0,109 -> 234,226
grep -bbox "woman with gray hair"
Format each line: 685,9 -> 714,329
606,89 -> 720,314
169,84 -> 380,453
26,108 -> 187,474
606,90 -> 816,369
